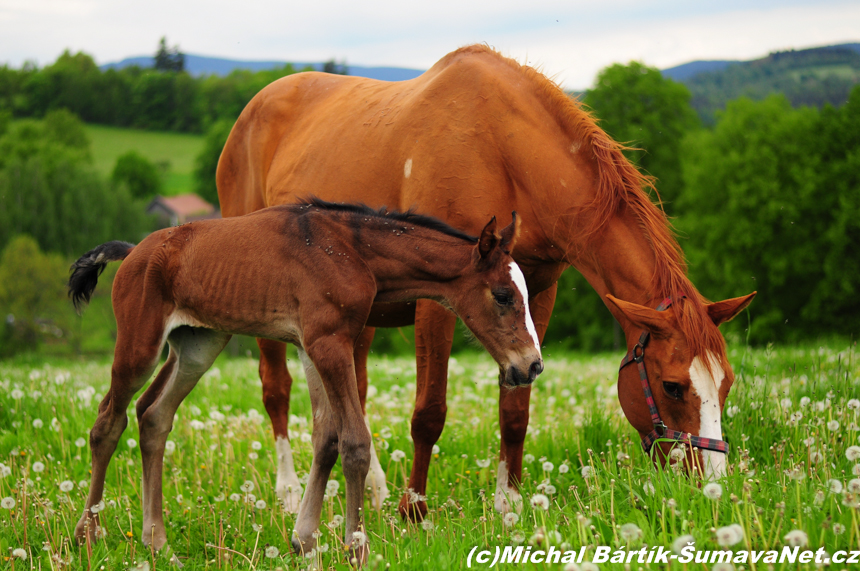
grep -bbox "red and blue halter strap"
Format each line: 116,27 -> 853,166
619,297 -> 730,455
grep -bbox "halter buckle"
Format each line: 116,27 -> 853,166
654,421 -> 668,437
632,343 -> 645,363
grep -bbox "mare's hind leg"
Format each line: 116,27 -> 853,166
257,339 -> 302,512
136,327 -> 230,551
495,284 -> 556,514
75,328 -> 162,544
398,300 -> 456,521
354,326 -> 389,510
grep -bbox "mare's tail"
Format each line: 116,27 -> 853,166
68,241 -> 135,312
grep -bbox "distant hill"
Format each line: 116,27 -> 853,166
663,43 -> 860,124
101,54 -> 425,82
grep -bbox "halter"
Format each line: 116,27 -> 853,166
619,297 -> 730,456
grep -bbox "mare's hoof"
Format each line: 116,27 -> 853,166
397,494 -> 428,522
494,488 -> 523,514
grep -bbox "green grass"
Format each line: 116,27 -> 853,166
85,125 -> 204,196
0,340 -> 858,569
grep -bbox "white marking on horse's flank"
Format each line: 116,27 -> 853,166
569,141 -> 581,154
404,158 -> 412,179
275,436 -> 303,513
689,352 -> 727,480
508,262 -> 540,355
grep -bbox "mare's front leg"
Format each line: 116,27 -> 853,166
398,300 -> 457,521
136,328 -> 230,553
495,284 -> 556,513
292,337 -> 371,565
257,338 -> 302,512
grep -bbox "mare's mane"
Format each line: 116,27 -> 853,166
297,197 -> 479,244
443,45 -> 727,368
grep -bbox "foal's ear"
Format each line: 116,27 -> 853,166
477,216 -> 499,259
498,212 -> 520,254
605,295 -> 673,337
707,292 -> 757,326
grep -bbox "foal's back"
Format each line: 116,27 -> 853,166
115,206 -> 374,343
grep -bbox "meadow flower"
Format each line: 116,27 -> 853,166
476,458 -> 491,468
672,535 -> 694,554
558,464 -> 569,474
10,388 -> 23,399
229,493 -> 241,502
809,450 -> 824,464
33,418 -> 44,429
421,519 -> 435,532
214,493 -> 224,502
789,412 -> 803,424
325,480 -> 340,497
542,461 -> 554,472
2,496 -> 16,509
240,480 -> 255,493
89,499 -> 105,514
524,454 -> 535,464
716,525 -> 742,546
814,490 -> 825,506
829,479 -> 843,493
833,523 -> 846,535
530,493 -> 550,510
726,405 -> 739,418
78,480 -> 88,489
75,437 -> 86,448
643,480 -> 655,496
580,466 -> 594,479
12,548 -> 27,560
351,530 -> 367,547
669,447 -> 686,462
780,397 -> 792,409
544,484 -> 557,495
847,446 -> 860,461
251,440 -> 262,450
0,463 -> 9,478
390,450 -> 406,462
619,523 -> 642,542
711,563 -> 734,571
127,438 -> 137,449
248,452 -> 258,460
255,499 -> 267,509
432,444 -> 440,454
703,482 -> 723,500
190,420 -> 205,430
503,512 -> 519,527
328,514 -> 344,529
265,545 -> 279,558
244,494 -> 256,504
786,467 -> 806,481
828,420 -> 840,431
32,461 -> 45,473
59,480 -> 74,492
849,399 -> 860,410
800,396 -> 811,407
511,530 -> 526,544
783,529 -> 808,547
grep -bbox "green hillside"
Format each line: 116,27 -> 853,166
85,124 -> 205,196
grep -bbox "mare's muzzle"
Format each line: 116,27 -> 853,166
503,359 -> 543,387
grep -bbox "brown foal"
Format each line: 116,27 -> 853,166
68,199 -> 541,563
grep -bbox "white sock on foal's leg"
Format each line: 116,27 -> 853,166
493,460 -> 522,514
364,415 -> 389,510
275,436 -> 303,513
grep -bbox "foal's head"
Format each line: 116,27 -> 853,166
450,214 -> 544,388
607,293 -> 756,479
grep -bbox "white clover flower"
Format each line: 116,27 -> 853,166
390,450 -> 406,462
783,529 -> 808,547
619,523 -> 642,542
1,496 -> 16,509
255,499 -> 267,509
530,493 -> 550,510
265,545 -> 279,558
558,464 -> 569,474
476,458 -> 491,469
580,466 -> 594,479
828,420 -> 841,431
703,482 -> 723,500
32,461 -> 45,473
503,512 -> 519,527
59,480 -> 74,492
829,479 -> 844,493
240,480 -> 255,493
672,535 -> 694,555
542,461 -> 554,472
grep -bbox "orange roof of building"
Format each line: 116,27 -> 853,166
155,194 -> 215,217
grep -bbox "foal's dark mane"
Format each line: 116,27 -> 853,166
297,197 -> 479,244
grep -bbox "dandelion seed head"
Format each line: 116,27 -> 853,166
703,482 -> 723,500
783,529 -> 808,547
672,535 -> 694,554
390,449 -> 406,462
619,523 -> 642,542
2,496 -> 16,509
503,512 -> 519,527
32,461 -> 45,473
12,548 -> 27,560
59,480 -> 74,492
542,461 -> 554,472
530,493 -> 549,510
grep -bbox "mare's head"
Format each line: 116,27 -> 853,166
606,293 -> 756,479
450,214 -> 543,388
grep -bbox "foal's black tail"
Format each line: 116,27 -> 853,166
68,241 -> 135,312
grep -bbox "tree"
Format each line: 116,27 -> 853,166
584,62 -> 700,212
194,119 -> 235,205
322,59 -> 348,75
112,150 -> 162,199
154,37 -> 185,73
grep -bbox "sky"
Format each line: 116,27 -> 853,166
0,0 -> 858,89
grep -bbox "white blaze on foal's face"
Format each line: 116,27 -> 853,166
688,351 -> 727,480
508,262 -> 541,354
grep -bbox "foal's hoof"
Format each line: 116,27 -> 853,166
397,494 -> 428,522
291,534 -> 316,557
74,515 -> 102,545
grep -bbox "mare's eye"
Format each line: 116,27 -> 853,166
493,290 -> 513,306
663,382 -> 683,400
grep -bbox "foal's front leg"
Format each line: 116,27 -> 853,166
293,340 -> 371,564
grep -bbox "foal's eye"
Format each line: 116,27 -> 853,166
492,290 -> 514,306
663,382 -> 683,400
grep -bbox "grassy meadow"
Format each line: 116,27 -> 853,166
0,340 -> 858,570
85,125 -> 204,196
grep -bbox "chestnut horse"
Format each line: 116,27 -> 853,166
68,199 -> 542,563
217,45 -> 756,519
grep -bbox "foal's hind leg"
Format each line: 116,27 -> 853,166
136,327 -> 230,551
257,339 -> 303,512
75,331 -> 162,544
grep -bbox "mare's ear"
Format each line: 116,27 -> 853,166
707,292 -> 757,326
498,212 -> 520,254
605,294 -> 673,338
477,216 -> 499,259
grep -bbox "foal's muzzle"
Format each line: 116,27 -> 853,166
504,359 -> 543,387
